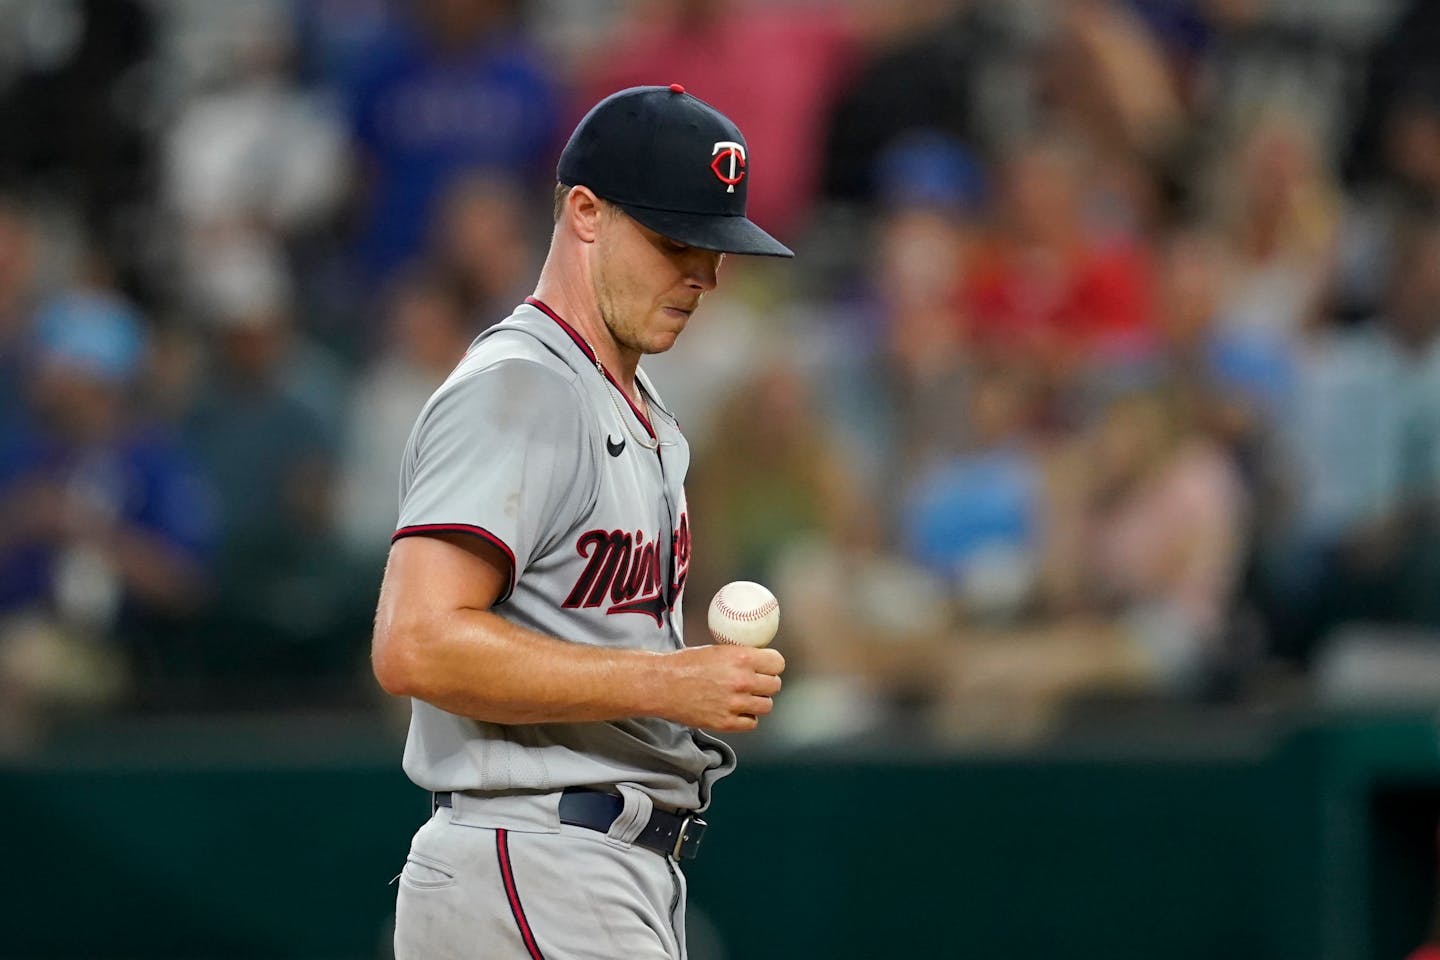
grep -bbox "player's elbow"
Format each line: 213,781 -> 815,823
371,618 -> 427,698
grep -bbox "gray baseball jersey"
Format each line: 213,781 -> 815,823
392,298 -> 736,812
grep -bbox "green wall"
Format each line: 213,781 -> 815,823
1,712 -> 1435,959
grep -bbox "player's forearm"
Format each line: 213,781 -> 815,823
373,607 -> 672,724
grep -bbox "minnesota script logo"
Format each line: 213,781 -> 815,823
562,514 -> 691,626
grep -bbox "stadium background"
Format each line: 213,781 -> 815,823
3,0 -> 1440,956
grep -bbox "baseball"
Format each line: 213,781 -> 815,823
707,581 -> 780,648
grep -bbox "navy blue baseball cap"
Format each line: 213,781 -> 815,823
557,84 -> 794,258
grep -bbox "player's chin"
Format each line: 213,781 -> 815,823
645,314 -> 688,351
642,332 -> 681,355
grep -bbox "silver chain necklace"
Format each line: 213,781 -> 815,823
577,333 -> 663,452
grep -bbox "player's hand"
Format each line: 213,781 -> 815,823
656,644 -> 785,732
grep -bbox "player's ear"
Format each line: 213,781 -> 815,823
566,186 -> 604,244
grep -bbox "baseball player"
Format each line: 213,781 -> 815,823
371,85 -> 794,959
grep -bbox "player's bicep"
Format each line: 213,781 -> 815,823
373,533 -> 511,691
384,532 -> 511,611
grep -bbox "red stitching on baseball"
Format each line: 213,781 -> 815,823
714,592 -> 778,623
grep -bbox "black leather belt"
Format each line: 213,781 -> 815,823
434,787 -> 707,861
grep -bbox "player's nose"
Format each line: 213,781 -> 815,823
683,250 -> 722,293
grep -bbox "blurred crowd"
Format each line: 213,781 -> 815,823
4,0 -> 1440,750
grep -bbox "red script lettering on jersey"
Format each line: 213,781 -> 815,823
562,514 -> 689,627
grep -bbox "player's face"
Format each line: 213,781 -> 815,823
592,206 -> 723,356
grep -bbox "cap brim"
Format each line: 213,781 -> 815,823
616,203 -> 794,258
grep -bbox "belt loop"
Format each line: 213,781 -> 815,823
606,785 -> 652,848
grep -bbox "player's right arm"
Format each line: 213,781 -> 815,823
371,531 -> 783,732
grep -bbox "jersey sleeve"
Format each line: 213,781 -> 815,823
393,359 -> 596,602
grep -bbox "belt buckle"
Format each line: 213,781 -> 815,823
671,814 -> 706,861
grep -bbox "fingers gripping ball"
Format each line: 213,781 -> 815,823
707,581 -> 780,648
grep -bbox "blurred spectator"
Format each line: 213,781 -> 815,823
965,132 -> 1157,381
1042,0 -> 1185,170
1041,387 -> 1247,649
1376,76 -> 1440,206
0,291 -> 212,739
1124,0 -> 1213,88
0,196 -> 40,429
582,0 -> 858,239
1347,0 -> 1440,181
163,1 -> 355,356
1337,66 -> 1440,320
1182,0 -> 1391,158
346,0 -> 563,279
292,0 -> 398,88
428,172 -> 538,321
1142,222 -> 1297,482
899,365 -> 1045,624
188,237 -> 348,434
691,361 -> 944,743
932,385 -> 1247,740
1207,110 -> 1339,343
820,0 -> 1005,206
1266,217 -> 1440,662
182,242 -> 358,700
686,360 -> 863,613
0,0 -> 156,276
340,265 -> 475,557
163,1 -> 349,243
770,535 -> 952,744
1037,0 -> 1186,244
826,133 -> 985,499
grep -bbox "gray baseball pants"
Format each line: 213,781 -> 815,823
394,798 -> 689,959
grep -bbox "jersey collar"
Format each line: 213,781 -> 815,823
525,296 -> 659,441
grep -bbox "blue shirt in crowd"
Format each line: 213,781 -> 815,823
0,419 -> 215,615
346,25 -> 561,277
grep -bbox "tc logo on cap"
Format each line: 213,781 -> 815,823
710,141 -> 747,193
